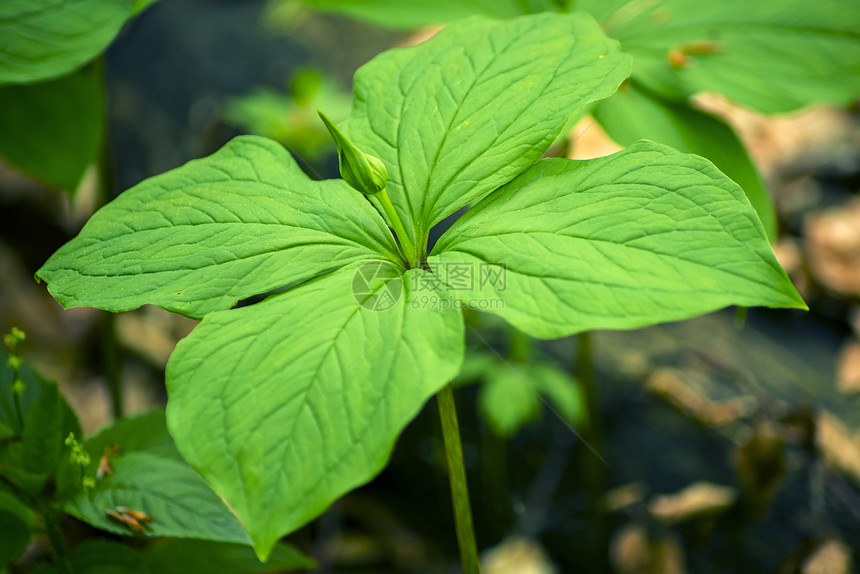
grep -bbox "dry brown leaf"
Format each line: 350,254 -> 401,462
802,539 -> 852,574
482,538 -> 556,574
805,200 -> 860,297
695,94 -> 850,177
648,481 -> 736,524
605,482 -> 647,512
567,116 -> 623,161
646,369 -> 751,426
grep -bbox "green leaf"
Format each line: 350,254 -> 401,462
57,411 -> 248,543
479,364 -> 542,438
166,263 -> 464,559
477,360 -> 583,438
31,540 -> 148,574
344,13 -> 630,249
55,410 -> 181,502
431,141 -> 806,339
0,0 -> 135,84
85,410 -> 181,462
593,82 -> 776,242
133,0 -> 161,14
223,69 -> 352,163
530,364 -> 584,428
452,350 -> 496,386
143,540 -> 316,574
582,0 -> 860,113
298,0 -> 560,28
64,451 -> 252,544
37,136 -> 402,319
0,67 -> 104,192
0,491 -> 32,567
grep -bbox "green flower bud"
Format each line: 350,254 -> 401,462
4,328 -> 23,351
10,378 -> 25,397
318,111 -> 387,195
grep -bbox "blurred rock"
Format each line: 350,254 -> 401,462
482,537 -> 556,574
610,524 -> 686,574
772,238 -> 809,300
802,539 -> 852,574
734,420 -> 787,512
805,199 -> 860,297
816,411 -> 860,486
648,481 -> 736,524
850,307 -> 860,337
116,305 -> 197,369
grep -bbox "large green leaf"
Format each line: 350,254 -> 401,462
37,136 -> 401,319
593,82 -> 776,241
0,0 -> 135,84
298,0 -> 559,28
0,67 -> 104,192
143,540 -> 315,574
344,13 -> 630,250
581,0 -> 860,113
430,141 -> 806,339
166,263 -> 464,559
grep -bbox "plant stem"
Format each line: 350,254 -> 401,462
42,506 -> 73,574
436,383 -> 481,574
576,331 -> 608,573
0,390 -> 17,434
95,56 -> 123,420
12,391 -> 24,432
100,313 -> 123,419
377,189 -> 418,268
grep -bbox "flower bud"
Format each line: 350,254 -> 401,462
319,111 -> 387,195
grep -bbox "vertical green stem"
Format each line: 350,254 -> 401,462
0,390 -> 17,433
576,331 -> 608,573
436,383 -> 481,574
93,56 -> 123,419
4,342 -> 25,433
100,313 -> 123,419
377,188 -> 419,268
42,506 -> 73,574
12,391 -> 24,432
